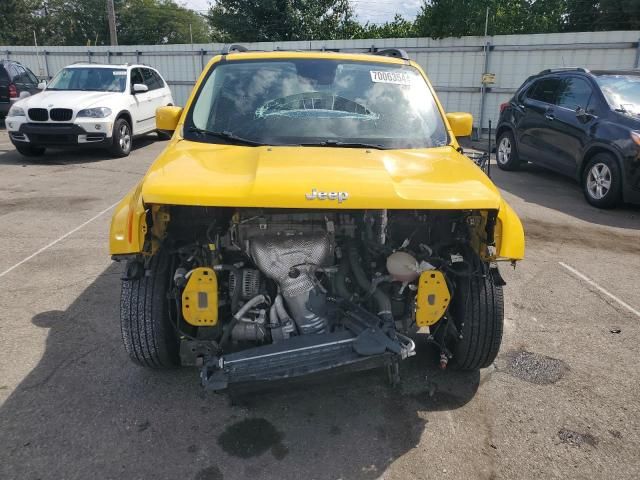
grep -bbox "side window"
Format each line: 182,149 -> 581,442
152,70 -> 165,89
24,67 -> 39,84
527,78 -> 560,104
0,66 -> 9,82
6,64 -> 20,82
141,68 -> 159,90
130,68 -> 144,88
555,77 -> 593,110
13,65 -> 33,84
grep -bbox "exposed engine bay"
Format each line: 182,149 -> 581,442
130,207 -> 500,390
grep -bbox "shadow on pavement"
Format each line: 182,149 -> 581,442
0,134 -> 162,166
0,263 -> 479,480
493,162 -> 640,231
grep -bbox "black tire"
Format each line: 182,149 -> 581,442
16,145 -> 45,157
495,130 -> 520,171
582,153 -> 622,209
451,262 -> 504,370
109,117 -> 132,158
120,251 -> 180,368
156,130 -> 172,141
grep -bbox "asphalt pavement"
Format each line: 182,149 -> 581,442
0,128 -> 639,480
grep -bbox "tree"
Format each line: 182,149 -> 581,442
351,14 -> 418,39
0,0 -> 38,45
414,0 -> 566,38
116,0 -> 210,45
31,0 -> 110,46
208,0 -> 357,42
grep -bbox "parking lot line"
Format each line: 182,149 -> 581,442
0,201 -> 119,279
559,261 -> 640,318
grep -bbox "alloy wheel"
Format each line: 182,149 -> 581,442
586,162 -> 612,200
119,123 -> 131,152
497,136 -> 511,165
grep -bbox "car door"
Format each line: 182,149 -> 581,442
516,77 -> 561,167
0,65 -> 10,109
130,68 -> 155,134
547,76 -> 595,176
11,64 -> 37,97
22,66 -> 41,95
141,68 -> 167,129
152,70 -> 174,106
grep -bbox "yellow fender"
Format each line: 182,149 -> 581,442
109,182 -> 147,255
495,199 -> 525,261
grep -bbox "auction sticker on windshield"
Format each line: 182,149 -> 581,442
370,71 -> 412,85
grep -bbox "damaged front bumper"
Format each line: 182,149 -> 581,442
200,299 -> 416,391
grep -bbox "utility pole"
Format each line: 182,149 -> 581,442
106,0 -> 118,46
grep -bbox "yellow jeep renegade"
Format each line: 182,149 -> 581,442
109,47 -> 524,390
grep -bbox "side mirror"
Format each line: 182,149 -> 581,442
19,91 -> 31,99
576,106 -> 594,121
132,83 -> 149,94
446,112 -> 473,137
156,105 -> 183,133
37,81 -> 47,90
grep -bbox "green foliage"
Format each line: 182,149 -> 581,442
350,14 -> 418,40
0,0 -> 210,46
1,0 -> 639,46
116,0 -> 210,45
207,0 -> 357,42
414,0 -> 640,38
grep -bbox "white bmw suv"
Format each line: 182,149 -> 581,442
5,63 -> 173,157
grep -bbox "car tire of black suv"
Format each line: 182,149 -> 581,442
496,130 -> 521,171
120,251 -> 180,368
450,260 -> 504,370
582,153 -> 622,209
109,118 -> 132,158
15,145 -> 45,157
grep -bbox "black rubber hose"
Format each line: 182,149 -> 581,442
335,253 -> 353,300
348,245 -> 392,321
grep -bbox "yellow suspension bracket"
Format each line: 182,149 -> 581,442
416,270 -> 451,327
182,268 -> 218,327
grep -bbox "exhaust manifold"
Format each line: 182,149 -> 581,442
250,232 -> 333,334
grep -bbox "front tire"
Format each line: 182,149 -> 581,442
582,153 -> 621,209
16,145 -> 45,157
109,118 -> 132,158
120,251 -> 180,368
496,130 -> 520,171
450,262 -> 504,370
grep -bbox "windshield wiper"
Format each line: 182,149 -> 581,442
187,127 -> 264,146
299,140 -> 388,150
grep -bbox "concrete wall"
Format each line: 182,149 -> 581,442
2,31 -> 639,134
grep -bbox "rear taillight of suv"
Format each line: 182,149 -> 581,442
8,84 -> 17,98
499,102 -> 509,113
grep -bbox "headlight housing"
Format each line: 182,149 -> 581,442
631,131 -> 640,147
8,106 -> 25,117
77,107 -> 112,118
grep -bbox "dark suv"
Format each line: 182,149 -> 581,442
496,68 -> 640,208
0,60 -> 40,119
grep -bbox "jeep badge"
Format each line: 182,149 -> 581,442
305,188 -> 349,203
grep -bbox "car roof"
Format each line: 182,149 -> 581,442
222,49 -> 409,65
590,69 -> 640,76
64,63 -> 150,69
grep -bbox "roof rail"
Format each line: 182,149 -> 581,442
221,44 -> 248,55
372,48 -> 410,61
539,67 -> 590,75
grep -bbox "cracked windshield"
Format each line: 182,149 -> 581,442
187,59 -> 448,149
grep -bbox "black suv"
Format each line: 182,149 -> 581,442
496,68 -> 640,208
0,60 -> 40,120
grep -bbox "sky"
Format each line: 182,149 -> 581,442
180,0 -> 423,24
